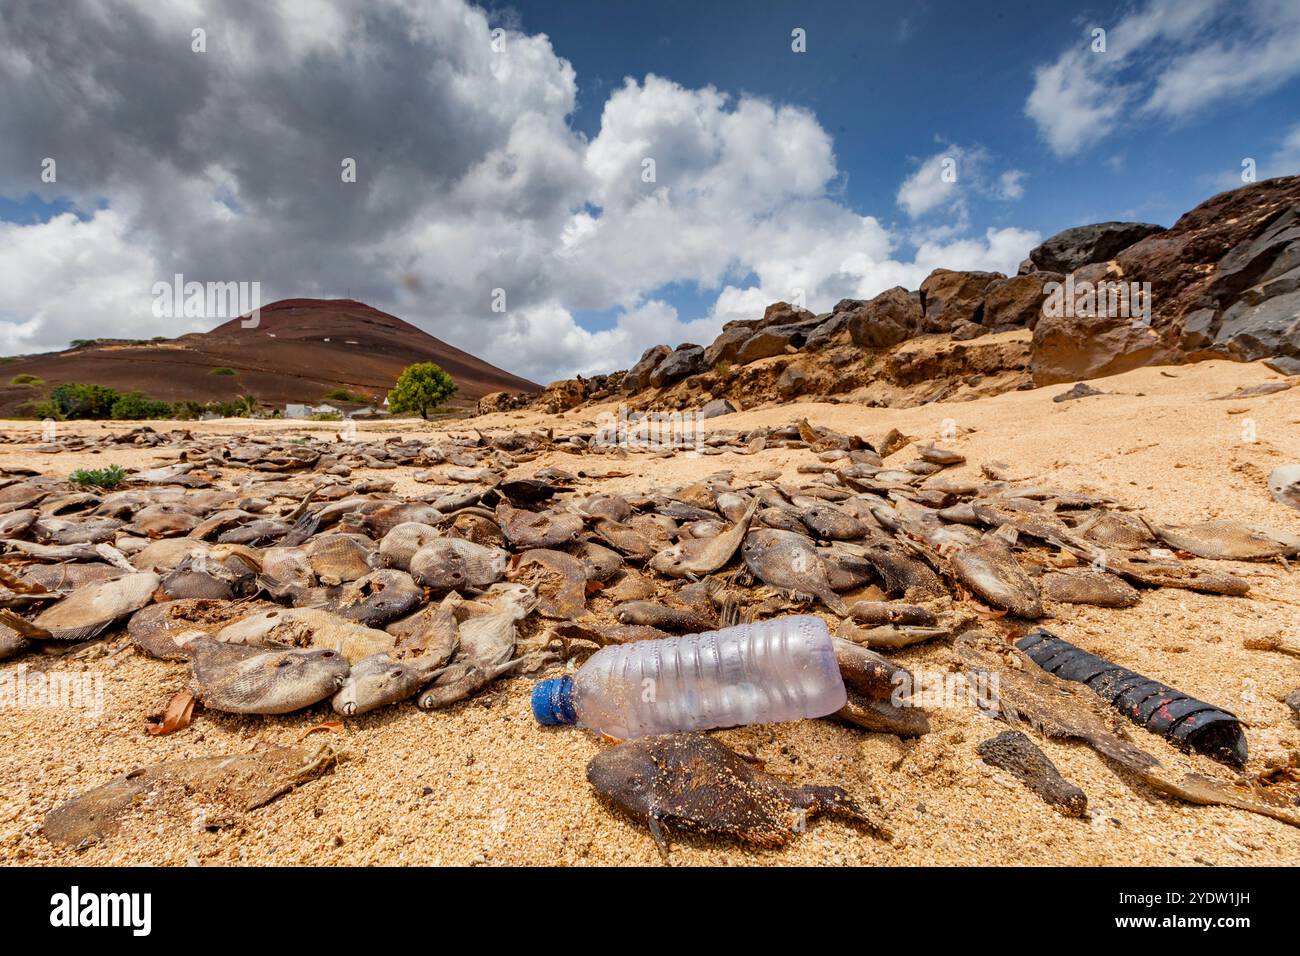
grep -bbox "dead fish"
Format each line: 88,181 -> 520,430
304,533 -> 373,585
32,572 -> 160,641
415,649 -> 553,710
189,508 -> 262,540
375,521 -> 442,570
1141,518 -> 1300,562
742,529 -> 847,615
977,730 -> 1087,817
6,540 -> 117,563
446,466 -> 499,483
409,538 -> 508,590
854,541 -> 946,601
189,638 -> 350,714
1105,554 -> 1250,597
569,541 -> 624,581
1041,570 -> 1140,608
838,620 -> 948,649
800,502 -> 868,541
550,621 -> 670,647
1267,464 -> 1300,511
332,653 -> 446,716
514,549 -> 587,619
0,509 -> 37,539
1285,688 -> 1300,718
43,744 -> 338,847
496,502 -> 584,548
215,607 -> 396,664
454,582 -> 536,667
573,493 -> 632,522
445,510 -> 507,549
386,593 -> 461,665
32,515 -> 124,544
0,619 -> 29,660
351,501 -> 443,538
820,545 -> 877,591
586,734 -> 888,860
614,601 -> 715,632
296,569 -> 423,626
128,504 -> 201,537
915,444 -> 965,466
592,518 -> 657,559
650,499 -> 757,578
217,518 -> 291,545
160,555 -> 238,600
499,477 -> 568,505
848,602 -> 936,626
654,502 -> 717,523
20,562 -> 125,592
432,485 -> 492,512
130,537 -> 209,573
757,507 -> 805,533
128,597 -> 254,660
129,462 -> 205,485
260,546 -> 315,592
950,539 -> 1043,618
1077,511 -> 1155,550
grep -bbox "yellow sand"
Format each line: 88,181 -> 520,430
1,359 -> 1297,866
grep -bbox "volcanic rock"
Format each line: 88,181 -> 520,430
1029,221 -> 1165,273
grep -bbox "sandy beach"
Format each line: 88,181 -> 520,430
1,358 -> 1298,866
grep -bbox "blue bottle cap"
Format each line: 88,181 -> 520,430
531,675 -> 577,726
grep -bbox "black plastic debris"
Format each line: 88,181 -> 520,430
1016,628 -> 1247,767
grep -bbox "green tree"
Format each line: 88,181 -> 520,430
110,391 -> 172,420
386,363 -> 457,419
51,383 -> 120,419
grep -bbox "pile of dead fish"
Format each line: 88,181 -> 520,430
5,420 -> 1299,856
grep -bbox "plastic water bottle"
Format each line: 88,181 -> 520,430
530,615 -> 846,738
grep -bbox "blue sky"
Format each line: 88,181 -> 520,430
513,0 -> 1298,234
1,0 -> 1297,379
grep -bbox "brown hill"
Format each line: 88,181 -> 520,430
0,298 -> 538,417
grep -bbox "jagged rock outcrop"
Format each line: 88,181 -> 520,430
733,322 -> 813,364
1031,314 -> 1178,386
919,270 -> 1003,333
703,326 -> 751,366
982,273 -> 1062,330
845,288 -> 922,348
755,301 -> 815,330
533,378 -> 588,414
625,345 -> 672,391
488,176 -> 1299,419
477,391 -> 532,414
649,345 -> 705,387
1026,221 -> 1166,274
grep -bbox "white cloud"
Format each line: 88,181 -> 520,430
0,0 -> 1039,382
1270,125 -> 1300,176
896,144 -> 1025,221
1025,0 -> 1300,156
995,169 -> 1026,201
